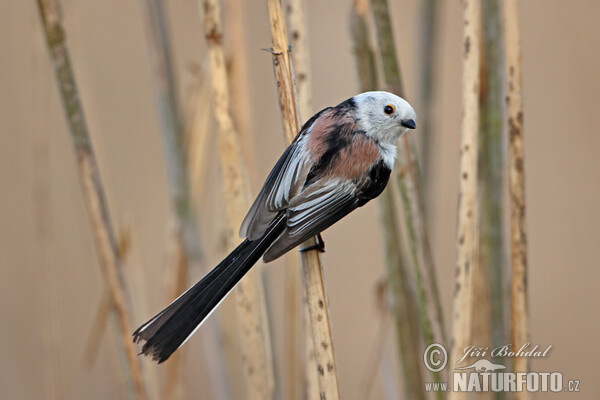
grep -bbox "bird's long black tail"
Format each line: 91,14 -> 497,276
133,213 -> 286,363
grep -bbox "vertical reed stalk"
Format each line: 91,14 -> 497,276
370,0 -> 447,382
82,292 -> 111,367
138,0 -> 203,273
302,298 -> 320,400
36,1 -> 148,398
221,10 -> 268,392
267,1 -> 340,399
287,0 -> 312,123
287,1 -> 318,399
350,1 -> 425,398
350,0 -> 378,92
138,2 -> 205,398
416,0 -> 440,209
224,0 -> 258,183
370,0 -> 446,347
202,0 -> 276,398
187,58 -> 235,400
503,2 -> 529,398
477,5 -> 506,400
449,2 -> 481,399
184,70 -> 214,210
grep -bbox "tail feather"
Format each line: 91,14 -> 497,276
133,213 -> 286,363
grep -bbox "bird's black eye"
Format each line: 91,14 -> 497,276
384,105 -> 395,115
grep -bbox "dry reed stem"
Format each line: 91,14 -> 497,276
503,1 -> 529,397
351,0 -> 378,95
416,0 -> 440,208
370,0 -> 447,354
267,1 -> 341,399
287,0 -> 312,125
140,0 -> 202,263
185,70 -> 214,212
302,297 -> 320,400
300,254 -> 341,400
350,1 -> 426,398
82,292 -> 112,368
183,65 -> 236,400
185,57 -> 239,400
286,1 -> 319,399
477,4 -> 505,396
223,0 -> 258,184
138,2 -> 207,398
449,1 -> 481,398
377,184 -> 427,398
266,0 -> 300,144
36,1 -> 148,398
139,0 -> 204,267
202,0 -> 276,398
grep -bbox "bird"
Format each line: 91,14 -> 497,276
133,91 -> 417,363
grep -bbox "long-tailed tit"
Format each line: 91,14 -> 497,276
133,91 -> 417,362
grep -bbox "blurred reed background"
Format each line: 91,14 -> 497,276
1,0 -> 599,399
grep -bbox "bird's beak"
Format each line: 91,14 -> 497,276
401,119 -> 416,129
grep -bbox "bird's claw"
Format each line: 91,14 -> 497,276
299,233 -> 325,253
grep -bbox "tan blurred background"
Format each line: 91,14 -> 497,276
1,0 -> 599,399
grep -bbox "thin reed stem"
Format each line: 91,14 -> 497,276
187,74 -> 234,400
503,1 -> 529,398
267,1 -> 341,399
416,0 -> 440,211
184,69 -> 214,210
369,0 -> 447,388
82,292 -> 112,368
350,0 -> 378,93
139,0 -> 202,266
370,0 -> 446,348
202,0 -> 276,398
286,1 -> 319,399
36,1 -> 148,398
477,5 -> 506,400
138,1 -> 208,398
287,0 -> 312,123
224,0 -> 258,184
350,1 -> 425,398
302,295 -> 320,400
449,1 -> 481,399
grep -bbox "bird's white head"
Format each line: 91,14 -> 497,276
353,91 -> 417,145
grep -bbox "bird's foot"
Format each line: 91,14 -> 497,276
299,233 -> 326,253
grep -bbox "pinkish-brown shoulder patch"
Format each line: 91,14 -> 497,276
306,109 -> 355,160
327,134 -> 380,180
